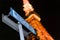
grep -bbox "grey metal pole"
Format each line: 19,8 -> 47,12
18,22 -> 25,40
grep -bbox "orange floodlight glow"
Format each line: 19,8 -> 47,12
23,0 -> 34,16
23,0 -> 54,40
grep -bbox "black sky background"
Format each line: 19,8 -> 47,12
0,0 -> 60,40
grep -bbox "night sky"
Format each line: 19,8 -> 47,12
1,0 -> 60,40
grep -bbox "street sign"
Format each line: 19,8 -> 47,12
9,8 -> 36,35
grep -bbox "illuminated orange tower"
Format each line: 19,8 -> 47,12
23,0 -> 54,40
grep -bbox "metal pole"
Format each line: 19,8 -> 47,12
18,22 -> 25,40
